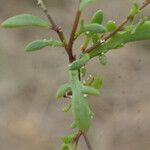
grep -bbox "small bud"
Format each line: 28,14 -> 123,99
106,20 -> 117,32
80,66 -> 86,77
99,54 -> 107,66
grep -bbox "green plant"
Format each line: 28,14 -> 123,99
1,0 -> 150,149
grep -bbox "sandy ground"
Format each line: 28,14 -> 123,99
0,0 -> 150,150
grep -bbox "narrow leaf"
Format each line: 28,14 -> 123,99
76,23 -> 106,38
91,76 -> 103,90
83,23 -> 107,34
70,70 -> 91,132
1,14 -> 49,28
130,17 -> 148,34
91,10 -> 103,24
81,86 -> 100,96
25,39 -> 62,52
70,54 -> 90,70
56,83 -> 71,99
129,1 -> 139,18
70,121 -> 77,129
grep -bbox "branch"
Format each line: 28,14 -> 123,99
83,133 -> 93,150
84,0 -> 150,54
140,0 -> 150,10
72,130 -> 93,150
37,0 -> 75,62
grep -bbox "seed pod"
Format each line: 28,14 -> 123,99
81,86 -> 99,96
56,83 -> 71,99
106,20 -> 117,32
91,10 -> 104,24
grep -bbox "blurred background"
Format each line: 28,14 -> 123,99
0,0 -> 150,150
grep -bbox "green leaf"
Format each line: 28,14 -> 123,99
61,144 -> 72,150
25,39 -> 62,51
82,23 -> 107,34
129,1 -> 139,18
79,0 -> 93,11
76,23 -> 106,39
89,21 -> 150,58
70,54 -> 90,70
106,20 -> 117,32
1,14 -> 49,28
70,121 -> 77,129
82,10 -> 103,47
70,70 -> 91,132
91,10 -> 103,24
84,76 -> 94,86
81,35 -> 91,50
91,76 -> 103,90
130,17 -> 148,34
56,83 -> 71,99
81,86 -> 100,96
61,134 -> 76,144
99,54 -> 107,65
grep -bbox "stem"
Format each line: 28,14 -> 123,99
84,0 -> 150,54
73,131 -> 93,150
140,0 -> 150,10
37,1 -> 150,150
68,3 -> 82,62
36,0 -> 75,63
73,130 -> 82,147
83,133 -> 93,150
